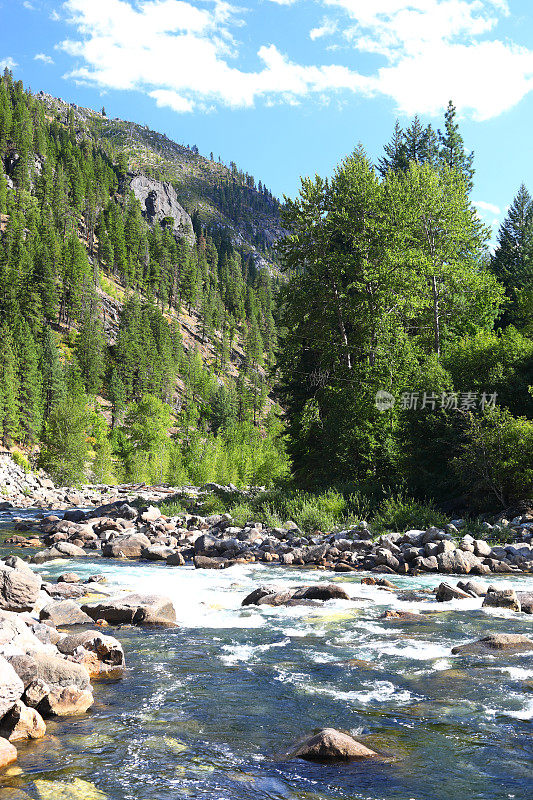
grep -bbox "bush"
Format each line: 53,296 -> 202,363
372,494 -> 448,533
11,449 -> 30,473
38,402 -> 90,486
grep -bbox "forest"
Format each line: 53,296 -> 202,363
0,69 -> 531,517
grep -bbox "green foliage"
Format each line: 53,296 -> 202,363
11,449 -> 30,472
38,400 -> 89,485
453,407 -> 533,509
371,495 -> 448,533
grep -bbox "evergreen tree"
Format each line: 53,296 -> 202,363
14,318 -> 42,443
438,100 -> 475,191
0,324 -> 20,446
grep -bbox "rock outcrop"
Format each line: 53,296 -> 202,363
130,175 -> 195,245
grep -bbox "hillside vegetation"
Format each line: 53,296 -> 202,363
0,70 -> 288,488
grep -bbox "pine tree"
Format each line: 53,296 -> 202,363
41,325 -> 65,419
75,305 -> 106,395
491,183 -> 533,324
0,324 -> 20,445
14,318 -> 42,443
438,100 -> 475,191
378,121 -> 408,176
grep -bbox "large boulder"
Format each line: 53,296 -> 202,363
436,549 -> 480,574
102,533 -> 151,559
0,655 -> 24,717
57,630 -> 125,680
39,686 -> 93,716
292,584 -> 350,601
40,600 -> 93,627
435,582 -> 471,602
287,728 -> 377,762
32,652 -> 90,691
482,587 -> 521,612
82,593 -> 176,626
6,654 -> 37,689
0,736 -> 17,769
0,566 -> 41,612
0,699 -> 46,741
452,634 -> 533,655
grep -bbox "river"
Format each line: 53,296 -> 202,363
1,530 -> 532,800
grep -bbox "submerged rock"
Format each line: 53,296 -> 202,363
452,634 -> 533,655
287,728 -> 377,762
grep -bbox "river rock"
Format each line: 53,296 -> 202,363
54,542 -> 87,557
141,545 -> 175,561
380,610 -> 425,622
57,630 -> 125,680
242,586 -> 279,606
193,555 -> 229,569
102,533 -> 151,559
287,728 -> 377,762
452,634 -> 533,655
40,600 -> 93,627
436,582 -> 471,602
292,584 -> 350,601
0,736 -> 17,769
39,686 -> 94,716
5,654 -> 37,688
82,593 -> 176,626
0,566 -> 41,612
436,550 -> 480,574
32,652 -> 90,690
166,551 -> 185,566
24,678 -> 50,708
482,587 -> 521,612
0,699 -> 46,741
0,655 -> 24,717
57,573 -> 81,583
517,592 -> 533,614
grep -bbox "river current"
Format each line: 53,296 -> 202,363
0,532 -> 532,800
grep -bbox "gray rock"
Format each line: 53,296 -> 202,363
32,652 -> 90,690
482,587 -> 521,612
130,175 -> 195,245
102,533 -> 151,558
39,600 -> 94,626
435,582 -> 471,602
0,655 -> 24,717
82,593 -> 176,626
0,566 -> 41,612
287,728 -> 377,762
5,654 -> 37,688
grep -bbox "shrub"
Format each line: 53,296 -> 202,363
11,449 -> 30,473
372,494 -> 448,533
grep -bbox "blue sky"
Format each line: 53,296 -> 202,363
2,0 -> 533,236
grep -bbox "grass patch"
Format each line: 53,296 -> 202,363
11,449 -> 31,473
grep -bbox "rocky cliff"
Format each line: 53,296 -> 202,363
129,175 -> 196,246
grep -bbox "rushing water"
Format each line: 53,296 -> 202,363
0,519 -> 532,800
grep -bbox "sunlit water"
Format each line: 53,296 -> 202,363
1,515 -> 532,800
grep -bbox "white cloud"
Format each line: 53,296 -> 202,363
50,10 -> 61,21
34,53 -> 55,65
319,0 -> 531,119
57,0 -> 533,119
23,1 -> 35,9
310,18 -> 338,40
0,57 -> 18,71
60,0 -> 373,111
474,200 -> 501,215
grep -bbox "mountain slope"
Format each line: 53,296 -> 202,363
37,89 -> 284,271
